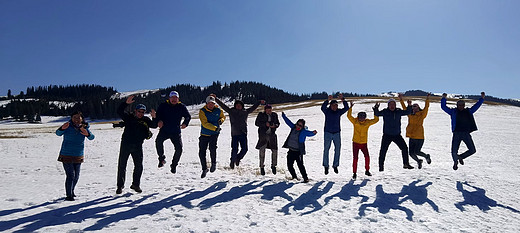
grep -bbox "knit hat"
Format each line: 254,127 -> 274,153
206,96 -> 217,104
136,104 -> 147,111
169,91 -> 179,98
388,98 -> 396,104
264,104 -> 272,110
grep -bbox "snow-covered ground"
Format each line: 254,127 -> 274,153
1,98 -> 519,232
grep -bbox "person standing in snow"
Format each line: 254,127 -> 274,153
374,98 -> 413,171
155,91 -> 191,173
347,101 -> 379,180
254,104 -> 280,175
441,92 -> 485,170
198,95 -> 226,178
211,94 -> 264,169
116,95 -> 157,194
56,111 -> 95,201
281,112 -> 317,183
399,93 -> 432,169
321,93 -> 349,175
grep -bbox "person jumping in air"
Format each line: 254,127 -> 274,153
347,101 -> 379,180
441,92 -> 485,170
399,93 -> 431,169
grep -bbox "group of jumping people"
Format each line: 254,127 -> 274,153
55,91 -> 485,200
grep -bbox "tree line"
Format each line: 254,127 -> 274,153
1,82 -> 517,121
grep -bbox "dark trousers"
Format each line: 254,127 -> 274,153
353,142 -> 370,173
379,134 -> 410,168
156,132 -> 183,166
409,138 -> 428,162
199,134 -> 219,171
117,142 -> 143,188
451,131 -> 476,161
63,163 -> 81,198
231,134 -> 248,162
287,150 -> 308,180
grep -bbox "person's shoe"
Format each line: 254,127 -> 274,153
352,173 -> 357,180
210,163 -> 216,172
170,164 -> 177,174
116,187 -> 123,194
403,164 -> 414,169
303,178 -> 310,183
130,185 -> 142,193
65,196 -> 75,201
158,159 -> 166,168
426,154 -> 432,164
271,166 -> 277,175
201,169 -> 209,178
365,170 -> 372,176
260,168 -> 266,175
230,160 -> 235,169
235,159 -> 241,166
453,161 -> 459,170
418,159 -> 423,169
379,165 -> 384,172
324,167 -> 329,175
333,167 -> 339,174
458,156 -> 465,165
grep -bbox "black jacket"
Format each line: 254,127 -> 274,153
118,102 -> 156,145
155,100 -> 191,136
255,111 -> 280,149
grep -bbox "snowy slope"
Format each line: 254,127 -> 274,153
1,98 -> 519,232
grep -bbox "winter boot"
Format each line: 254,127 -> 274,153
352,173 -> 357,180
260,168 -> 265,175
333,167 -> 339,174
201,169 -> 209,178
403,164 -> 414,169
365,170 -> 372,176
418,159 -> 423,169
130,185 -> 142,193
271,166 -> 277,175
324,167 -> 329,175
210,163 -> 216,173
116,187 -> 123,194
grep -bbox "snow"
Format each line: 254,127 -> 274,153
1,98 -> 520,232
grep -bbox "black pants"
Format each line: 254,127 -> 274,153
379,134 -> 410,167
156,132 -> 183,167
231,134 -> 248,162
451,131 -> 476,161
199,134 -> 219,171
409,138 -> 428,162
287,150 -> 308,180
117,142 -> 143,188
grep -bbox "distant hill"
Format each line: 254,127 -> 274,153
0,84 -> 518,121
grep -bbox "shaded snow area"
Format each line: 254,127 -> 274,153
1,99 -> 519,232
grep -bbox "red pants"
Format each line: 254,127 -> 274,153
353,142 -> 370,173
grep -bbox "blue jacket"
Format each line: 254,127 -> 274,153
441,97 -> 483,132
374,107 -> 411,136
199,105 -> 226,136
56,121 -> 95,156
281,112 -> 316,155
155,100 -> 191,136
321,100 -> 349,133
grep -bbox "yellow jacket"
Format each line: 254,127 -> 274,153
400,98 -> 429,139
347,108 -> 379,144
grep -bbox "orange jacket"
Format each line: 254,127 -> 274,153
400,98 -> 429,139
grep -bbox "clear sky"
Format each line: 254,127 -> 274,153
1,0 -> 519,99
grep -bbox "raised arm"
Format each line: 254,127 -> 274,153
469,92 -> 485,114
281,112 -> 295,128
212,94 -> 231,113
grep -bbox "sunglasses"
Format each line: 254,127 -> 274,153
296,124 -> 304,127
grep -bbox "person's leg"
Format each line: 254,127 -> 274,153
451,132 -> 463,162
352,142 -> 361,174
322,132 -> 333,168
414,139 -> 428,158
287,151 -> 297,179
117,143 -> 131,188
408,139 -> 421,162
171,134 -> 183,168
379,135 -> 392,171
237,134 -> 248,161
155,132 -> 168,164
332,133 -> 341,168
271,149 -> 278,173
231,135 -> 239,163
198,136 -> 210,171
62,163 -> 74,198
360,143 -> 370,172
296,153 -> 308,180
71,163 -> 81,196
259,145 -> 267,168
460,133 -> 477,159
208,134 -> 219,170
131,146 -> 144,188
394,135 -> 411,166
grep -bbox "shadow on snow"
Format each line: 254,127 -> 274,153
455,181 -> 520,213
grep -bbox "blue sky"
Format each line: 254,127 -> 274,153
1,0 -> 519,99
